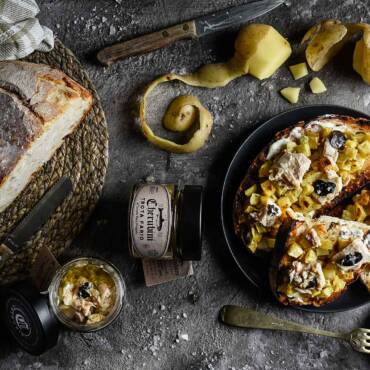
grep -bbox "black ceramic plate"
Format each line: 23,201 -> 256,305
221,105 -> 370,313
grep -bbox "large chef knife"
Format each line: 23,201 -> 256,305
0,177 -> 73,270
97,0 -> 285,65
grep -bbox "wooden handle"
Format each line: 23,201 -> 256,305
97,21 -> 197,66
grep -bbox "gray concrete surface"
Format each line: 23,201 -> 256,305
1,0 -> 370,369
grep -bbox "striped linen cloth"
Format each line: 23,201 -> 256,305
0,0 -> 53,60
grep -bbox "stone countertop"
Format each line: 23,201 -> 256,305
0,0 -> 369,369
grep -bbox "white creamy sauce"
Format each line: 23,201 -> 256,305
305,116 -> 348,132
266,138 -> 290,160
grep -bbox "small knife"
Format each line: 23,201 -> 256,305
0,177 -> 73,270
97,0 -> 285,65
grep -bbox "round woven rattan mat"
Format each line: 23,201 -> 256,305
0,39 -> 109,285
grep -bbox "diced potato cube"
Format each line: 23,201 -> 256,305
245,205 -> 256,213
296,142 -> 311,157
286,284 -> 295,296
261,180 -> 275,195
250,193 -> 260,205
277,196 -> 291,208
333,276 -> 346,292
287,242 -> 304,258
255,223 -> 266,233
317,248 -> 330,256
286,141 -> 297,152
260,195 -> 270,205
259,162 -> 270,177
280,87 -> 300,104
358,140 -> 370,155
245,184 -> 257,197
309,77 -> 327,93
323,264 -> 336,280
320,239 -> 333,250
289,62 -> 309,80
322,286 -> 333,297
266,238 -> 276,248
304,249 -> 317,263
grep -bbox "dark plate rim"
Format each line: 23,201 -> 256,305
220,104 -> 370,313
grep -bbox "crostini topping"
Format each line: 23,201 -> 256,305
251,201 -> 281,227
269,152 -> 311,188
333,238 -> 370,271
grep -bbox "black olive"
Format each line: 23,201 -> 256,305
304,277 -> 317,289
78,282 -> 92,299
329,130 -> 346,150
339,252 -> 363,267
267,203 -> 280,217
313,180 -> 336,196
363,233 -> 370,246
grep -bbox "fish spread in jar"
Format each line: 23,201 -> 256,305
57,263 -> 116,325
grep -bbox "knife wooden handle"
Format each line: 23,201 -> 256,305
97,21 -> 197,66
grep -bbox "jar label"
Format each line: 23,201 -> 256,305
130,184 -> 172,258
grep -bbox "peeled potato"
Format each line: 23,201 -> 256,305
353,24 -> 370,84
139,24 -> 292,153
234,24 -> 292,80
301,20 -> 348,71
302,20 -> 370,85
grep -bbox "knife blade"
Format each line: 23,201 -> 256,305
195,0 -> 284,37
0,177 -> 73,270
97,0 -> 285,65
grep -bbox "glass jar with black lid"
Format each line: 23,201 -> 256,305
128,183 -> 203,261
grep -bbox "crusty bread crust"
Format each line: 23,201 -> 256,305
0,61 -> 93,212
270,218 -> 367,307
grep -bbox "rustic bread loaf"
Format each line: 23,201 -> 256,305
0,61 -> 93,212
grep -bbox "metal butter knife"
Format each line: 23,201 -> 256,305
97,0 -> 284,65
0,177 -> 73,270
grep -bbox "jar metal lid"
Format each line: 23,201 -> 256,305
0,280 -> 59,355
178,185 -> 203,261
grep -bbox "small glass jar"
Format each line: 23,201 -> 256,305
48,257 -> 125,332
128,183 -> 203,261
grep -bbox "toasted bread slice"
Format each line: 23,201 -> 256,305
333,187 -> 370,292
270,215 -> 370,306
234,115 -> 370,254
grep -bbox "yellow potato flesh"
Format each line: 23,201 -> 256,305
289,62 -> 309,80
235,24 -> 292,80
280,87 -> 300,104
139,24 -> 292,153
309,77 -> 327,93
353,27 -> 370,84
